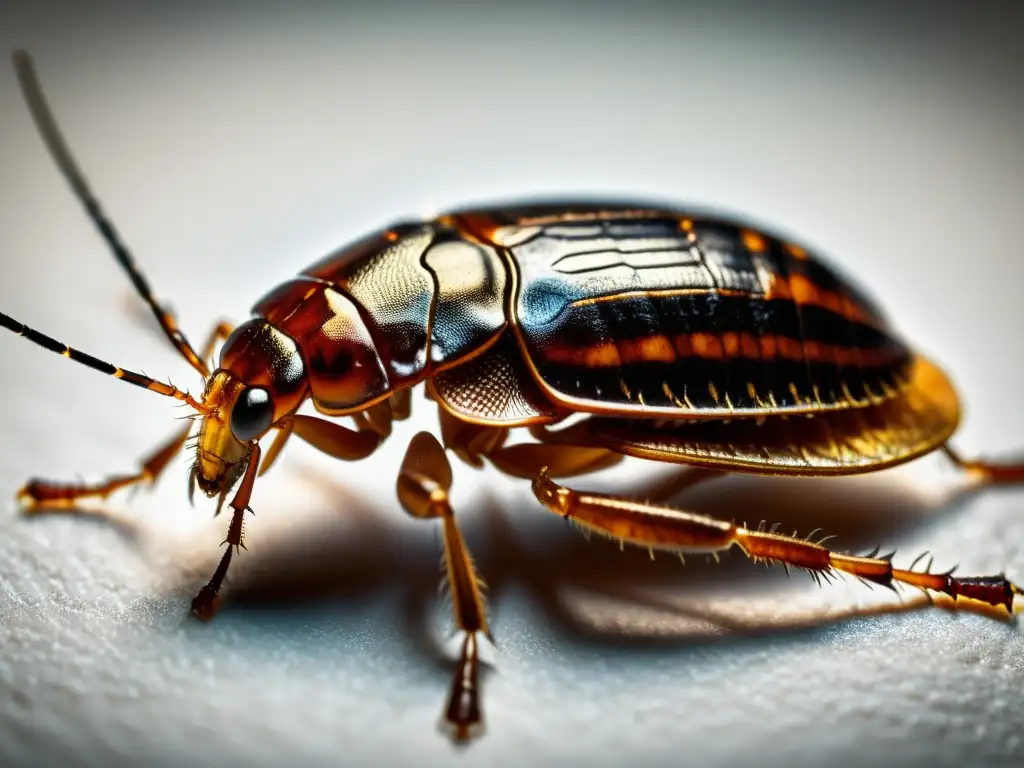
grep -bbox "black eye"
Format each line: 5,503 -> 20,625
230,387 -> 274,442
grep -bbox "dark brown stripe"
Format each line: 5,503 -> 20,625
535,354 -> 909,412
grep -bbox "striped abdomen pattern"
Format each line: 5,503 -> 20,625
503,211 -> 910,414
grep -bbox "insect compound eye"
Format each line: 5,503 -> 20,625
229,386 -> 275,442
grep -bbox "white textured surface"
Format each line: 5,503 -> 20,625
1,3 -> 1023,767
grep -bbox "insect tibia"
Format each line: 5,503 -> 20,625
223,506 -> 248,550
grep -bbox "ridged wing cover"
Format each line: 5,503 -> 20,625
451,204 -> 911,419
590,356 -> 960,475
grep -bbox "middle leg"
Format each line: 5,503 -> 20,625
397,431 -> 490,741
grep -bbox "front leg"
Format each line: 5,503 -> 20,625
397,432 -> 490,742
191,442 -> 262,619
194,413 -> 386,618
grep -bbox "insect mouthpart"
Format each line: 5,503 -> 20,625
188,448 -> 250,510
184,369 -> 254,506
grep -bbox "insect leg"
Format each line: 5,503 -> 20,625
487,440 -> 624,479
438,410 -> 622,478
193,414 -> 388,617
531,469 -> 1023,614
262,414 -> 383,474
15,321 -> 234,510
260,396 -> 408,477
257,420 -> 295,478
197,321 -> 234,365
397,432 -> 489,742
520,422 -> 727,497
389,387 -> 413,421
944,445 -> 1024,485
445,416 -> 723,499
192,441 -> 261,620
19,423 -> 192,511
436,407 -> 509,468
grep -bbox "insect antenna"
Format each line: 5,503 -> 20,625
0,310 -> 210,414
11,49 -> 210,377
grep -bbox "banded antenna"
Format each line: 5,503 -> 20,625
11,49 -> 210,377
2,51 -> 210,413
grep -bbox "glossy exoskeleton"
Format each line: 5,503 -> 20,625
4,51 -> 1023,741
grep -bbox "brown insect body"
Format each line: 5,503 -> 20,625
6,51 -> 1023,744
206,202 -> 957,484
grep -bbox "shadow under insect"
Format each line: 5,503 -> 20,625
218,460 -> 1011,651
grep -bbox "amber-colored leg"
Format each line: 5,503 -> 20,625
16,322 -> 234,510
257,420 -> 295,478
532,469 -> 1023,614
398,432 -> 490,741
438,410 -> 623,480
193,414 -> 387,617
192,442 -> 262,619
390,387 -> 412,421
260,392 -> 409,477
944,445 -> 1024,485
258,413 -> 384,476
442,414 -> 724,503
487,440 -> 624,480
18,424 -> 192,510
197,321 -> 234,364
488,437 -> 724,498
437,407 -> 509,469
442,415 -> 723,509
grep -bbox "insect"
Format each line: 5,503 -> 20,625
4,50 -> 1023,741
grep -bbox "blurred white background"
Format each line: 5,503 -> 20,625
1,2 -> 1022,767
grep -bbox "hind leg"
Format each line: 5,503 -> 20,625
944,445 -> 1024,485
531,469 -> 1022,614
